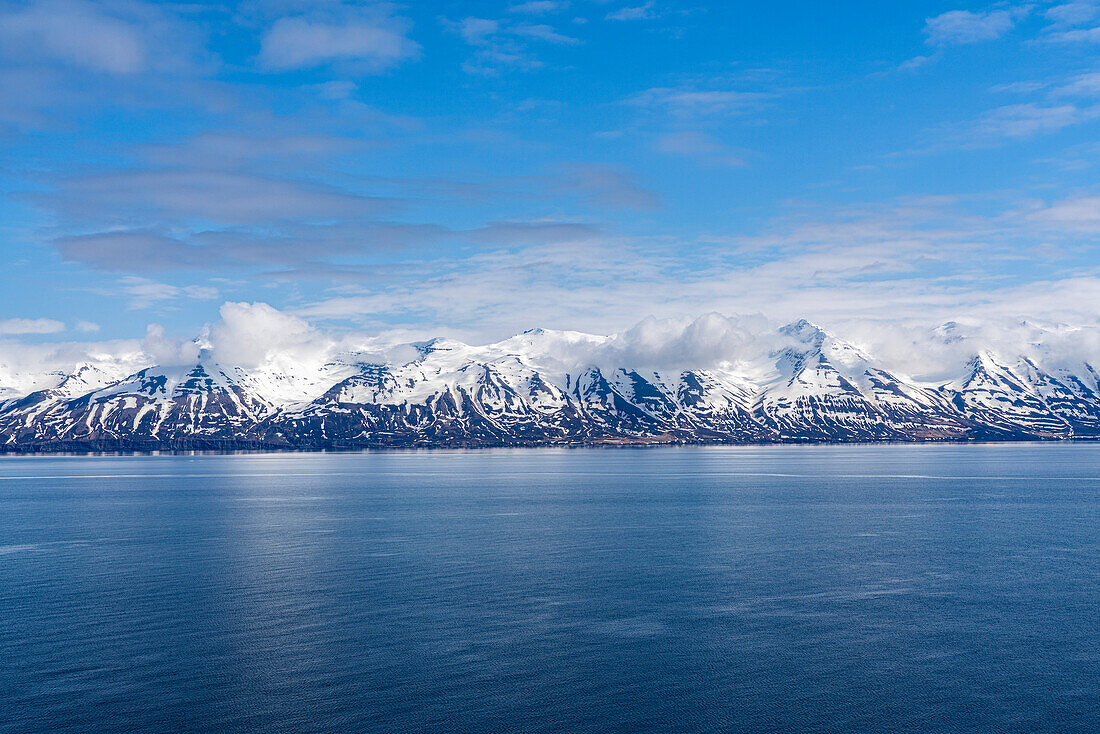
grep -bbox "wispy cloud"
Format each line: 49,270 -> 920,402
970,102 -> 1100,140
42,167 -> 390,220
1026,194 -> 1100,231
0,318 -> 66,335
55,231 -> 204,272
606,2 -> 657,21
548,164 -> 661,209
1042,0 -> 1100,40
653,131 -> 746,167
258,7 -> 420,71
924,64 -> 1100,148
288,195 -> 1100,340
1047,25 -> 1100,41
113,277 -> 219,310
0,0 -> 145,73
626,86 -> 771,118
508,1 -> 569,14
1045,1 -> 1100,27
444,15 -> 580,74
0,0 -> 203,75
923,7 -> 1027,46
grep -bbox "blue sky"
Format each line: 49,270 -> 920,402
3,0 -> 1100,346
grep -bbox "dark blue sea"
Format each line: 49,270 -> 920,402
1,444 -> 1098,733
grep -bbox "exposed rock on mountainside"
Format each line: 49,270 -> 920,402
2,321 -> 1099,451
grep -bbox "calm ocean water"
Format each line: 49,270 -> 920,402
1,444 -> 1098,733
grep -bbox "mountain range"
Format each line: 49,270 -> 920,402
2,319 -> 1099,451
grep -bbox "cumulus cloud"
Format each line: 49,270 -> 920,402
518,312 -> 1100,382
0,336 -> 150,397
837,317 -> 1100,382
140,324 -> 200,366
2,301 -> 1099,400
207,302 -> 322,367
597,313 -> 773,370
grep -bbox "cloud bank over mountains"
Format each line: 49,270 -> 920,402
2,303 -> 1099,403
4,303 -> 1100,450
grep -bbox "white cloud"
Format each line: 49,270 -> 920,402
972,102 -> 1099,139
1052,71 -> 1100,96
1045,1 -> 1100,26
653,131 -> 746,167
40,168 -> 391,229
509,1 -> 568,14
511,23 -> 581,44
5,299 -> 1100,393
116,277 -> 219,310
56,231 -> 203,272
140,324 -> 200,366
0,318 -> 66,335
286,194 -> 1100,343
627,87 -> 770,118
258,10 -> 420,71
898,54 -> 937,72
928,64 -> 1100,149
75,321 -> 101,333
207,302 -> 322,367
453,17 -> 501,45
1027,195 -> 1100,231
0,336 -> 150,396
606,2 -> 657,21
0,0 -> 145,73
924,8 -> 1025,46
549,163 -> 661,209
599,312 -> 768,370
1043,1 -> 1100,39
444,15 -> 580,73
1047,25 -> 1100,40
0,0 -> 204,77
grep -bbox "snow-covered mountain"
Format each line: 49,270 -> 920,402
2,320 -> 1099,451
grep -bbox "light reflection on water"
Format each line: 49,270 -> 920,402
1,444 -> 1098,733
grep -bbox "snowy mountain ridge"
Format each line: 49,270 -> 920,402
2,319 -> 1099,450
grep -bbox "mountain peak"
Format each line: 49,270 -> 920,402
2,318 -> 1099,449
780,318 -> 826,339
412,337 -> 469,356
